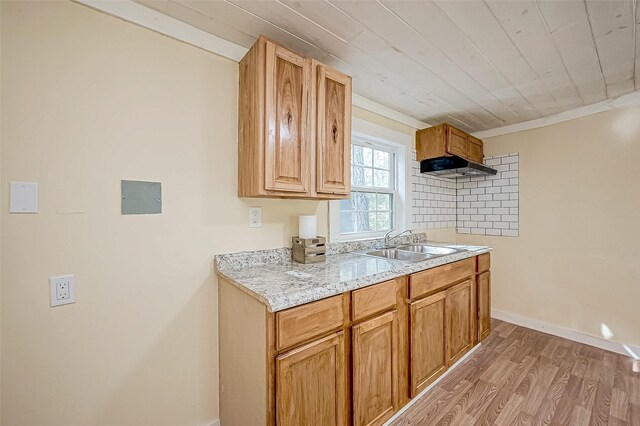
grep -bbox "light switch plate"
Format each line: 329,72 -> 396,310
249,207 -> 261,228
50,275 -> 76,307
10,182 -> 38,213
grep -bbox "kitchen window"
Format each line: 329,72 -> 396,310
330,124 -> 409,242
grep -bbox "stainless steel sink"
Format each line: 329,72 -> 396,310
395,244 -> 460,256
363,249 -> 433,262
360,244 -> 463,262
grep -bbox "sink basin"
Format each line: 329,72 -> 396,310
360,244 -> 464,262
363,249 -> 432,262
395,244 -> 461,256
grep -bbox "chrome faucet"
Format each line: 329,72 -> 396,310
383,228 -> 412,247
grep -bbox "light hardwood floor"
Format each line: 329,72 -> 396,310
391,319 -> 640,425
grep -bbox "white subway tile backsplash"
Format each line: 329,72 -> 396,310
411,151 -> 519,237
455,153 -> 519,237
411,151 -> 457,230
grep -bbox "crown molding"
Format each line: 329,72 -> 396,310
74,0 -> 248,61
74,0 -> 429,132
473,90 -> 640,139
352,94 -> 431,130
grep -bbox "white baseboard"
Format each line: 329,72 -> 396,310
492,309 -> 640,359
382,343 -> 481,425
205,419 -> 220,426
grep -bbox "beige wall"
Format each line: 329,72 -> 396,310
0,2 -> 437,424
0,2 -> 329,425
459,105 -> 640,347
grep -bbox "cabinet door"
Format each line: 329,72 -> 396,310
446,125 -> 469,158
446,280 -> 473,365
477,271 -> 491,342
264,41 -> 311,194
276,332 -> 347,426
316,64 -> 351,195
409,292 -> 447,397
352,311 -> 398,426
468,135 -> 484,163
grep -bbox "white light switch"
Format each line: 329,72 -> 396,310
249,207 -> 262,228
50,275 -> 76,307
10,181 -> 38,213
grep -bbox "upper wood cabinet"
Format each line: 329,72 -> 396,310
415,123 -> 484,164
264,42 -> 310,194
238,36 -> 352,199
316,63 -> 352,196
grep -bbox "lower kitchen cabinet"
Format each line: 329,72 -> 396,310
352,310 -> 398,426
276,332 -> 348,426
409,292 -> 447,397
477,271 -> 491,341
218,254 -> 491,426
446,279 -> 473,365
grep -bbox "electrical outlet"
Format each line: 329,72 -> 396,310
50,275 -> 76,307
249,207 -> 262,228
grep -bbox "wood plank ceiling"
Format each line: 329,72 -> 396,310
137,0 -> 640,132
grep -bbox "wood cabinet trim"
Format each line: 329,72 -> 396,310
266,311 -> 276,426
477,271 -> 491,342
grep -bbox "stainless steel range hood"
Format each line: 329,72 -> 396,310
420,156 -> 497,179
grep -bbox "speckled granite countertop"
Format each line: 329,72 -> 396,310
216,237 -> 490,313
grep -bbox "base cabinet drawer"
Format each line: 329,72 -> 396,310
276,332 -> 348,426
351,279 -> 397,322
276,294 -> 345,350
409,258 -> 474,299
352,311 -> 399,426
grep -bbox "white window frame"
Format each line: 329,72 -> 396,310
329,117 -> 412,242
